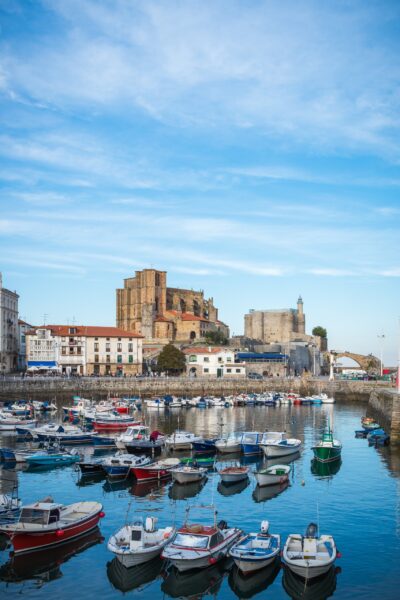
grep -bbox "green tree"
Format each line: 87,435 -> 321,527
157,343 -> 186,374
204,330 -> 228,345
312,326 -> 327,338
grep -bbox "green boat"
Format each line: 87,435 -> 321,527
180,457 -> 215,467
311,429 -> 342,463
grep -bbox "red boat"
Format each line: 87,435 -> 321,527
131,458 -> 180,482
93,415 -> 140,431
0,500 -> 104,554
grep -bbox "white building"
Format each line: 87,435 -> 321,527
0,273 -> 19,373
184,347 -> 246,377
18,319 -> 33,371
26,325 -> 143,375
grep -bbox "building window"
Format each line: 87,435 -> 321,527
129,355 -> 133,363
236,369 -> 241,373
69,347 -> 74,354
218,357 -> 223,363
106,344 -> 111,352
128,343 -> 133,352
189,355 -> 197,363
117,343 -> 122,352
94,354 -> 99,363
106,337 -> 110,341
69,337 -> 74,344
204,357 -> 209,363
69,327 -> 77,334
129,338 -> 132,341
61,347 -> 66,355
117,355 -> 122,363
227,368 -> 232,373
226,357 -> 232,362
77,347 -> 82,355
106,355 -> 110,363
94,343 -> 99,352
95,337 -> 98,341
204,368 -> 209,373
118,337 -> 121,341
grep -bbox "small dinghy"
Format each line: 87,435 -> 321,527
161,506 -> 242,572
26,448 -> 81,468
230,520 -> 280,574
131,458 -> 180,482
165,431 -> 203,451
0,492 -> 21,523
218,466 -> 249,485
170,465 -> 207,485
108,516 -> 175,567
255,464 -> 291,487
215,433 -> 243,454
260,432 -> 302,458
283,523 -> 337,579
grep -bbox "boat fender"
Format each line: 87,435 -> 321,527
337,550 -> 342,558
56,530 -> 65,537
163,532 -> 170,539
208,557 -> 217,565
99,511 -> 105,518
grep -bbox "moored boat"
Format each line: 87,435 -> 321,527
218,466 -> 249,485
283,523 -> 337,579
0,500 -> 104,554
312,429 -> 342,463
165,431 -> 203,451
240,432 -> 263,456
131,457 -> 181,482
161,506 -> 242,572
170,465 -> 208,485
93,413 -> 140,432
215,433 -> 243,454
103,454 -> 152,479
230,521 -> 280,574
260,431 -> 302,458
108,516 -> 175,567
255,464 -> 291,487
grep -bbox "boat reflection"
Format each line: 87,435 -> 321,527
161,559 -> 231,598
228,557 -> 281,598
282,565 -> 340,600
107,556 -> 163,592
0,528 -> 103,584
264,451 -> 301,468
218,477 -> 250,497
252,481 -> 289,503
169,478 -> 207,500
76,472 -> 105,487
103,478 -> 132,494
130,479 -> 169,498
311,459 -> 342,479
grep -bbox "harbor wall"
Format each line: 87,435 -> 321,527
0,376 -> 383,401
368,388 -> 400,445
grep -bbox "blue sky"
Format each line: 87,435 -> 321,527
0,0 -> 399,364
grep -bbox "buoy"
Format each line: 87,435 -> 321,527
99,511 -> 105,518
56,529 -> 65,537
208,557 -> 217,565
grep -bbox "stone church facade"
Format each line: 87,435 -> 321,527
116,269 -> 229,343
244,297 -> 306,343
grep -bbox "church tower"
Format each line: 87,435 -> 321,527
297,295 -> 305,334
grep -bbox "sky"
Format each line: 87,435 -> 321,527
0,0 -> 399,365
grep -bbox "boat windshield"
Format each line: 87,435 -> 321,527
19,508 -> 49,525
173,533 -> 209,549
242,433 -> 259,443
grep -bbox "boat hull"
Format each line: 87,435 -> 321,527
219,472 -> 248,484
232,553 -> 277,574
163,530 -> 241,572
255,472 -> 289,487
215,442 -> 241,454
2,511 -> 102,554
312,447 -> 341,463
171,471 -> 205,484
261,443 -> 301,458
241,443 -> 262,456
284,559 -> 334,579
131,467 -> 173,482
115,545 -> 164,567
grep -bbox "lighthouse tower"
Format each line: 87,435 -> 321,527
297,295 -> 305,334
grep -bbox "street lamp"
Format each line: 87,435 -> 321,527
377,333 -> 385,378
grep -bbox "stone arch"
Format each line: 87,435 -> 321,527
180,298 -> 187,312
193,299 -> 200,316
328,351 -> 380,372
190,331 -> 196,341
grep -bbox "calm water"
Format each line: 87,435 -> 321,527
1,401 -> 400,599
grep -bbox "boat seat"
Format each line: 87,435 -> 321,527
252,538 -> 271,549
303,538 -> 317,555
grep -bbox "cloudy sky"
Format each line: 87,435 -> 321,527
1,0 -> 399,364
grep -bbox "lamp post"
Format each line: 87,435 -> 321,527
377,333 -> 385,378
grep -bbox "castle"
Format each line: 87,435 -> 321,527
116,269 -> 229,343
244,296 -> 306,343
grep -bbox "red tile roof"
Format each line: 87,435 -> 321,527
183,347 -> 225,354
154,316 -> 173,323
29,325 -> 143,338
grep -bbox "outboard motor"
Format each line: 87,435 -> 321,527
145,516 -> 158,532
305,522 -> 318,538
260,520 -> 270,534
217,520 -> 228,530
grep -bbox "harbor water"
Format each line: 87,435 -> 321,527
1,401 -> 400,599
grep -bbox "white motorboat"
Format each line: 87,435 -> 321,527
283,523 -> 337,579
0,413 -> 37,432
0,492 -> 21,522
115,425 -> 151,450
230,521 -> 280,574
215,433 -> 243,454
170,465 -> 208,484
218,466 -> 249,484
165,431 -> 203,451
319,393 -> 335,404
260,432 -> 302,458
146,398 -> 166,409
161,506 -> 242,572
255,464 -> 291,487
102,453 -> 152,479
108,516 -> 175,567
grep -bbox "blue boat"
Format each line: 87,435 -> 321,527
92,435 -> 117,449
230,521 -> 280,574
0,448 -> 17,462
241,432 -> 263,456
26,450 -> 80,467
192,439 -> 217,454
196,397 -> 208,408
102,454 -> 152,479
